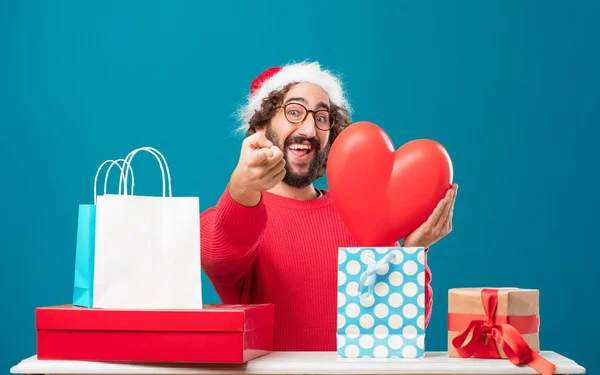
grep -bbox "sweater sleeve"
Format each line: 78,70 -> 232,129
424,253 -> 433,329
200,185 -> 267,289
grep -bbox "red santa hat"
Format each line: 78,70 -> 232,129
236,61 -> 351,133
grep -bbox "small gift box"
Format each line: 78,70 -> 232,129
448,287 -> 555,375
337,246 -> 426,358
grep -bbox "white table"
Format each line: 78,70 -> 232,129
10,351 -> 585,375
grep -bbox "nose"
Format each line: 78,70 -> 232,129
297,113 -> 317,138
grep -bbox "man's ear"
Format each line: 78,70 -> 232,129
317,165 -> 326,179
317,155 -> 328,179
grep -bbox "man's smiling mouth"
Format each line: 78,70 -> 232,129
288,142 -> 313,158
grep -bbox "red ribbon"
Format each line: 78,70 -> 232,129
448,312 -> 539,334
450,288 -> 556,375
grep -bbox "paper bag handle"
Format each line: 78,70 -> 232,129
93,159 -> 135,205
120,147 -> 172,197
104,159 -> 135,195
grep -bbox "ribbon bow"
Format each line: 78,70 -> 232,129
451,289 -> 556,375
357,252 -> 395,298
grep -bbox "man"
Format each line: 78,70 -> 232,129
200,61 -> 458,351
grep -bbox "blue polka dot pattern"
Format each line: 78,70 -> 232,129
337,247 -> 426,358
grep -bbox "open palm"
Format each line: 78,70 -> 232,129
403,184 -> 458,248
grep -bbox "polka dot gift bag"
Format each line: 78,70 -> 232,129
337,246 -> 426,358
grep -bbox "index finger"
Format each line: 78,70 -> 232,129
448,184 -> 458,214
248,147 -> 274,166
245,130 -> 273,150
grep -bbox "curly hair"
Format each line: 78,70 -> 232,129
246,83 -> 352,148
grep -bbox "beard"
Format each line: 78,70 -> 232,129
264,124 -> 329,188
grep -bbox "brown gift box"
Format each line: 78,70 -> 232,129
447,287 -> 541,358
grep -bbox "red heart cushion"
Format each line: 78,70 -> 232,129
326,121 -> 454,246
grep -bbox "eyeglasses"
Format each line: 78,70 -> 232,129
277,102 -> 333,131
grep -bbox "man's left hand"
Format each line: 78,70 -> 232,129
403,184 -> 458,248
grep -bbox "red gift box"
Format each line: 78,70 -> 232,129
36,304 -> 274,363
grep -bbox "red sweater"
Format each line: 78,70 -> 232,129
200,187 -> 433,351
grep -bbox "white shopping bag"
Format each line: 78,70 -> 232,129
92,147 -> 203,309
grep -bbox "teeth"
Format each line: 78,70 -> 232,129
289,144 -> 311,150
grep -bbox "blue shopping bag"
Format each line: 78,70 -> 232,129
337,246 -> 426,359
72,204 -> 97,307
72,159 -> 134,307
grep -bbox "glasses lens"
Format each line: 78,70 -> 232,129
314,111 -> 331,129
284,104 -> 306,123
284,103 -> 332,129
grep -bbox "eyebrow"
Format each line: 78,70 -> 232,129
285,97 -> 307,105
284,97 -> 330,111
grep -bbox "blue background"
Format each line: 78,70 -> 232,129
1,1 -> 598,374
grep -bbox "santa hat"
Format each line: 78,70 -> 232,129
236,61 -> 351,133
